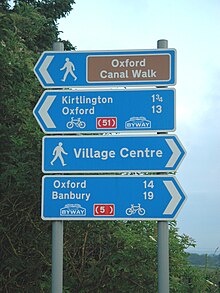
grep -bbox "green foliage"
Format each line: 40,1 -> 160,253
205,268 -> 220,293
0,7 -> 49,293
0,1 -> 75,292
187,254 -> 220,292
0,0 -> 10,11
62,221 -> 158,293
15,0 -> 76,20
1,3 -> 57,52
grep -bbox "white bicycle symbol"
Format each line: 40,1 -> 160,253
125,204 -> 145,216
66,117 -> 86,129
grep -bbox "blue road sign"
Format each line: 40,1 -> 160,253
42,134 -> 186,173
34,49 -> 176,88
41,175 -> 187,220
33,88 -> 175,133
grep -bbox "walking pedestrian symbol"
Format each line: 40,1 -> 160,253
60,58 -> 77,82
50,142 -> 68,166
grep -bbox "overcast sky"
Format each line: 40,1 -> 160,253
58,0 -> 220,254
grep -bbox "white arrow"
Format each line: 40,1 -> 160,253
39,55 -> 54,84
163,180 -> 181,215
38,95 -> 56,128
165,138 -> 181,168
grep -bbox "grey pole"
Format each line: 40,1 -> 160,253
52,42 -> 64,293
157,39 -> 169,293
157,220 -> 169,293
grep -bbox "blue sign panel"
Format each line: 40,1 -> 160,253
33,89 -> 175,133
34,49 -> 176,88
41,175 -> 186,220
42,134 -> 186,173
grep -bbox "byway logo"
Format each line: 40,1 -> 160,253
60,204 -> 86,216
125,117 -> 151,129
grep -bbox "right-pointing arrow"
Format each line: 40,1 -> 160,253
38,95 -> 56,128
165,138 -> 181,168
163,180 -> 181,215
39,55 -> 54,84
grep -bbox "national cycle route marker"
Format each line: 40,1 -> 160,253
42,134 -> 186,173
34,49 -> 176,88
33,88 -> 176,133
41,175 -> 186,221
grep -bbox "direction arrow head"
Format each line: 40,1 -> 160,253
38,55 -> 54,84
166,138 -> 183,168
163,177 -> 187,219
38,95 -> 56,128
163,180 -> 182,215
33,92 -> 57,132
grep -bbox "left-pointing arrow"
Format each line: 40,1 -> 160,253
38,95 -> 56,128
163,180 -> 181,215
39,55 -> 54,84
34,96 -> 56,128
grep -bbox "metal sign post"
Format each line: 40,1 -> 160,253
51,42 -> 64,293
157,39 -> 170,293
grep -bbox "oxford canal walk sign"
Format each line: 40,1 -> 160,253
41,175 -> 187,221
33,88 -> 176,133
34,49 -> 176,88
42,134 -> 186,173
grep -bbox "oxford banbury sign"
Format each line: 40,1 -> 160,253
41,175 -> 186,221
